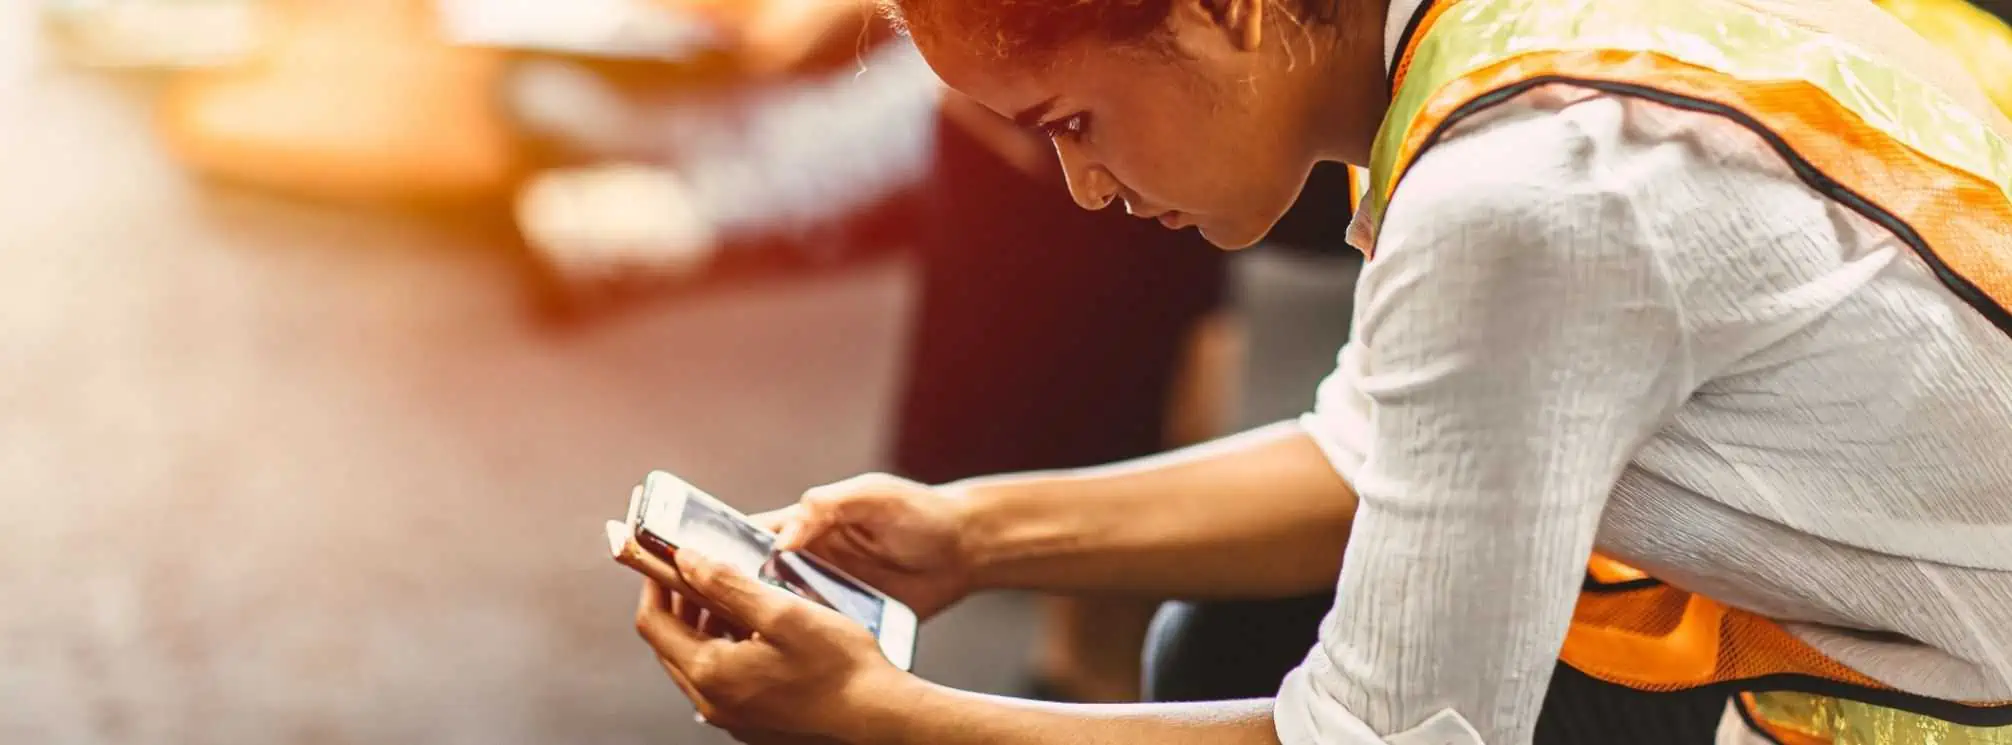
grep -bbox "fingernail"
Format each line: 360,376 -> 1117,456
775,524 -> 800,549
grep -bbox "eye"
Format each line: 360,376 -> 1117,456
1038,113 -> 1090,140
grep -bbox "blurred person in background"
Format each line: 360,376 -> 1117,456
522,0 -> 1238,703
510,0 -> 943,287
894,89 -> 1236,704
616,0 -> 2012,742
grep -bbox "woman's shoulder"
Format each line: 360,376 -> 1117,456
1385,84 -> 1860,283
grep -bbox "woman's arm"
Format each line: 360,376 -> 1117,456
623,539 -> 1313,745
856,681 -> 1284,745
953,421 -> 1358,599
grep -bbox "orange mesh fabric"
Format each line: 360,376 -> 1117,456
1564,560 -> 2012,718
1586,553 -> 1652,586
1562,578 -> 1887,692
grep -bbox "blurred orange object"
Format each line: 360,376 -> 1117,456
42,0 -> 270,70
157,0 -> 518,205
654,0 -> 876,77
649,0 -> 744,26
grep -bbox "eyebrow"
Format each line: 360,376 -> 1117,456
1011,96 -> 1060,128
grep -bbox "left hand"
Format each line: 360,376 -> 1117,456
613,536 -> 910,739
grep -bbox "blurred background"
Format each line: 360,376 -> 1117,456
0,1 -> 1365,743
10,0 -> 2012,743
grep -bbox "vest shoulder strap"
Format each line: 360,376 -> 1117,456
1365,0 -> 2012,331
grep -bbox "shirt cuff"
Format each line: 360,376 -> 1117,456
1276,656 -> 1488,745
1297,412 -> 1367,484
1274,652 -> 1385,745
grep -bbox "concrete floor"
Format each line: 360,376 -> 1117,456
0,11 -> 1359,744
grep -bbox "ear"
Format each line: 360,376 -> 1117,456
1169,0 -> 1267,52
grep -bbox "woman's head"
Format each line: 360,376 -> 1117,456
895,0 -> 1385,248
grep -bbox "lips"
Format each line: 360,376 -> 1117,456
1121,193 -> 1186,229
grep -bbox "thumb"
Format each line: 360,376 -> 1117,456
673,549 -> 819,637
613,537 -> 796,634
748,506 -> 800,536
780,474 -> 917,550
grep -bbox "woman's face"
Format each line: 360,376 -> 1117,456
910,0 -> 1326,249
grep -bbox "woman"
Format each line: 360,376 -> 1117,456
615,0 -> 2012,742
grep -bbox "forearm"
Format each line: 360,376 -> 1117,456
854,679 -> 1280,745
953,421 -> 1355,599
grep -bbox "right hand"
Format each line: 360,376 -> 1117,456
752,473 -> 977,620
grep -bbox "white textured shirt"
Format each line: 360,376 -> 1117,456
1275,3 -> 2012,743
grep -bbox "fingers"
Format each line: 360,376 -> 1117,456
657,654 -> 721,725
614,535 -> 691,594
784,473 -> 919,550
672,587 -> 702,629
640,579 -> 753,726
639,579 -> 762,727
697,607 -> 752,641
616,535 -> 788,640
636,579 -> 710,662
672,550 -> 814,637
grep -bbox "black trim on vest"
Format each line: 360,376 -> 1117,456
1553,671 -> 2012,727
1387,0 -> 1442,95
1396,75 -> 2012,335
1733,695 -> 1793,745
1580,573 -> 1666,594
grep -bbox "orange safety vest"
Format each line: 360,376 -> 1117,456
1362,0 -> 2012,740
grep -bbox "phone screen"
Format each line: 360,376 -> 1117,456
666,489 -> 887,636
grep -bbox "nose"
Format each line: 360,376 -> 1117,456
1054,139 -> 1118,211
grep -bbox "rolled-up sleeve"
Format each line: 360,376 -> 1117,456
1280,98 -> 1703,744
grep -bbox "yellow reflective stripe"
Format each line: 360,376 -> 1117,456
1749,691 -> 2012,745
1346,165 -> 1368,214
1367,0 -> 2012,229
1876,0 -> 2012,115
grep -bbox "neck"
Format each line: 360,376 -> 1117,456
1303,0 -> 1395,165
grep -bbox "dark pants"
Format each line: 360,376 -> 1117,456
1143,595 -> 1730,744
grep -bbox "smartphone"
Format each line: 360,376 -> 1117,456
619,470 -> 917,671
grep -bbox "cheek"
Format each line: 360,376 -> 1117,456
1068,60 -> 1287,214
1091,99 -> 1237,202
1106,114 -> 1280,215
1091,129 -> 1188,193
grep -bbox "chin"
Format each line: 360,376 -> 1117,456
1195,221 -> 1267,251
